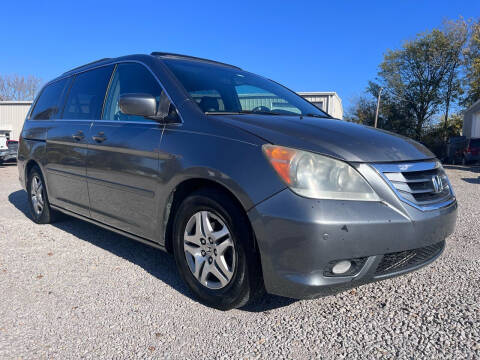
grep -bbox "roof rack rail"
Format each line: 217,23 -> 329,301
151,52 -> 241,70
62,58 -> 112,75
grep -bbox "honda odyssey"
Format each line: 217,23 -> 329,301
17,53 -> 457,309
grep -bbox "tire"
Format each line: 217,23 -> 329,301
462,157 -> 468,166
26,166 -> 56,224
172,188 -> 263,310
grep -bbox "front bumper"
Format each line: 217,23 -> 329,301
0,153 -> 17,162
248,189 -> 457,299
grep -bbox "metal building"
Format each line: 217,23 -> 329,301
190,91 -> 344,119
298,92 -> 343,119
463,99 -> 480,138
0,101 -> 32,141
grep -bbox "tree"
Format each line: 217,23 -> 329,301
463,19 -> 480,108
422,113 -> 464,157
346,82 -> 416,139
0,74 -> 42,101
378,30 -> 454,139
440,19 -> 469,141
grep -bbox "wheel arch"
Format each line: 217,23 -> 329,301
25,159 -> 41,180
163,177 -> 258,254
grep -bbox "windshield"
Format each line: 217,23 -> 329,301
163,59 -> 329,117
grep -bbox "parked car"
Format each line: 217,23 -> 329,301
462,138 -> 480,165
446,136 -> 467,164
18,53 -> 457,309
0,140 -> 18,164
446,136 -> 479,165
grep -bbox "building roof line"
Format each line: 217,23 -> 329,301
465,98 -> 480,113
0,101 -> 33,105
297,91 -> 338,96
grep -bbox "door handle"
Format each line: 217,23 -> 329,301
92,132 -> 107,143
72,131 -> 85,141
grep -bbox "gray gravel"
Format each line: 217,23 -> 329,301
0,163 -> 479,359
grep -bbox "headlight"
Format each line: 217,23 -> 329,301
263,144 -> 380,201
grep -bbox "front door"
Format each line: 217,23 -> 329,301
86,62 -> 164,239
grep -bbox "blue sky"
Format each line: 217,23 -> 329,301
1,0 -> 479,111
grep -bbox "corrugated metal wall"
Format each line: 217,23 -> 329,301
0,102 -> 32,140
238,95 -> 290,110
301,95 -> 329,112
463,100 -> 480,138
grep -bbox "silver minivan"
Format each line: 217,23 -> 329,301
18,53 -> 457,309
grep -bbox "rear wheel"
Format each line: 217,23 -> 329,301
27,166 -> 56,224
172,188 -> 263,310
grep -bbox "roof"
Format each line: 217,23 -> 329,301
465,98 -> 480,114
151,52 -> 241,69
62,57 -> 114,76
297,92 -> 342,104
0,101 -> 33,105
297,91 -> 339,96
59,52 -> 241,79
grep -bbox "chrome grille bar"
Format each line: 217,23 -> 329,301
371,161 -> 455,211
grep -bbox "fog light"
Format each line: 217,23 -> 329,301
332,260 -> 352,275
324,257 -> 368,277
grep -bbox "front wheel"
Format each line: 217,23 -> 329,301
172,189 -> 263,310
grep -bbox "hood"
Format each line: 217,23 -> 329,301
213,114 -> 434,163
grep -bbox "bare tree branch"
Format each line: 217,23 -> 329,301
0,74 -> 42,101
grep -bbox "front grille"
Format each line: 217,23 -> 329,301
372,161 -> 454,210
375,241 -> 445,276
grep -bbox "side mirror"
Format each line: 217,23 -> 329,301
119,93 -> 157,118
156,92 -> 181,123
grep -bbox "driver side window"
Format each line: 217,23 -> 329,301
103,63 -> 163,122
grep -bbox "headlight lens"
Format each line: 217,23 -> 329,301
263,145 -> 380,201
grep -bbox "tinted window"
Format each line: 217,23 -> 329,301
164,59 -> 329,117
62,66 -> 113,120
103,63 -> 163,121
30,78 -> 69,120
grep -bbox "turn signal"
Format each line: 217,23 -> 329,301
262,145 -> 296,184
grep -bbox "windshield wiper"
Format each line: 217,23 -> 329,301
205,110 -> 289,116
238,110 -> 290,116
302,113 -> 331,119
205,111 -> 244,115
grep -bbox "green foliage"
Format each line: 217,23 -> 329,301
422,114 -> 464,158
463,19 -> 480,107
347,16 -> 479,155
378,28 -> 459,139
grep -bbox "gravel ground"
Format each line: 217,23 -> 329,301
0,163 -> 479,359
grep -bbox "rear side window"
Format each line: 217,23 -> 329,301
30,78 -> 69,120
62,65 -> 114,120
103,63 -> 163,122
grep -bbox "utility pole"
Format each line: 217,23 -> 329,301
374,87 -> 383,128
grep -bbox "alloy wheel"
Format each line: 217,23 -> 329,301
183,211 -> 236,289
31,175 -> 44,216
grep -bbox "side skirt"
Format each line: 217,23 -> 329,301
50,204 -> 167,252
